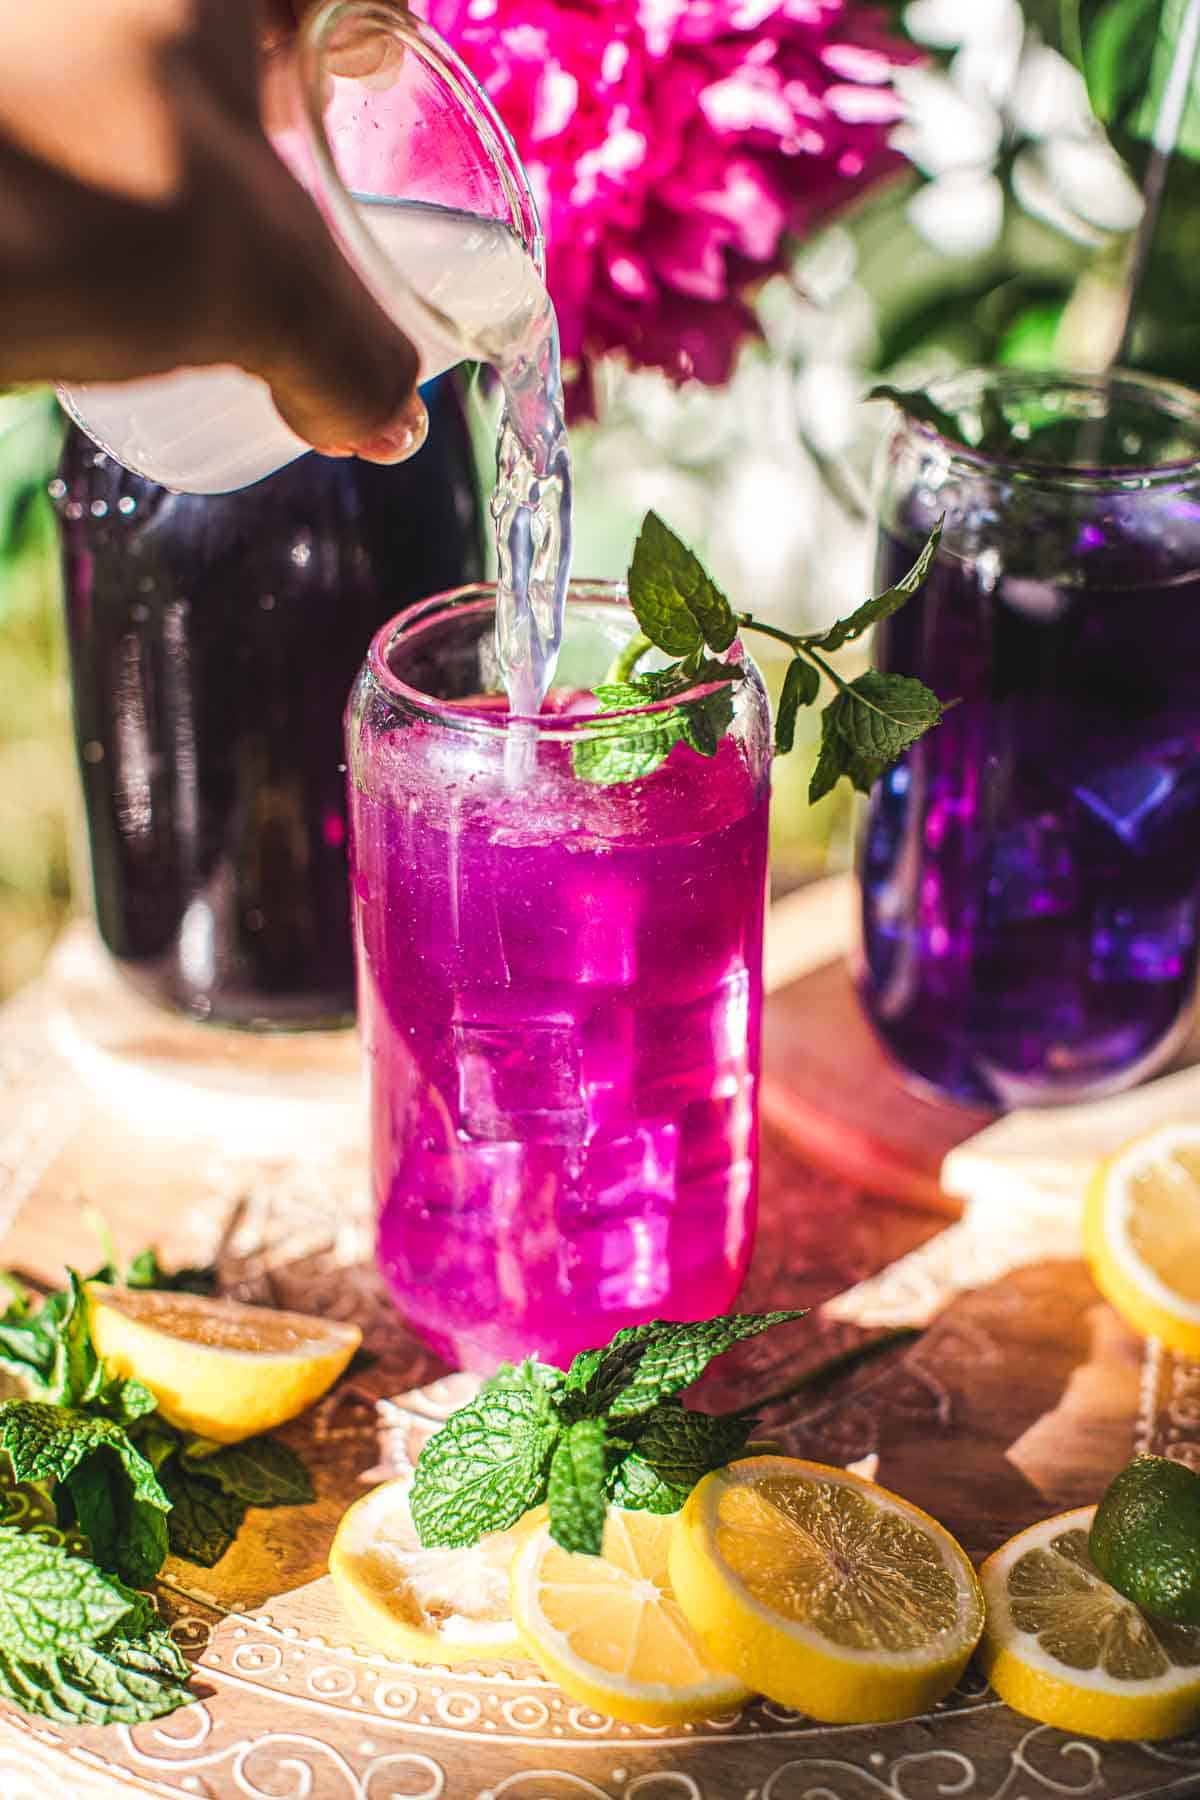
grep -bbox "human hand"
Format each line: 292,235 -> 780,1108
0,0 -> 426,462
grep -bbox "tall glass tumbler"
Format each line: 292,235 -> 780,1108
859,370 -> 1200,1108
346,585 -> 772,1369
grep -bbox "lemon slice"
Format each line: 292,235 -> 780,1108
1085,1124 -> 1200,1357
329,1477 -> 528,1664
668,1456 -> 984,1723
510,1506 -> 751,1725
979,1506 -> 1200,1741
87,1285 -> 360,1443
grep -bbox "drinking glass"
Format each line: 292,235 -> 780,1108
58,2 -> 546,494
859,369 -> 1200,1107
346,584 -> 772,1369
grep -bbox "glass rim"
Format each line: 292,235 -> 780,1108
365,581 -> 744,740
890,366 -> 1200,485
296,1 -> 546,366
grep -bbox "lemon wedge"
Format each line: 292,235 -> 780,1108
510,1506 -> 751,1725
668,1456 -> 984,1723
979,1506 -> 1200,1741
329,1476 -> 528,1664
87,1285 -> 360,1442
1085,1124 -> 1200,1357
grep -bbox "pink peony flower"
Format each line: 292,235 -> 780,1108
424,0 -> 918,408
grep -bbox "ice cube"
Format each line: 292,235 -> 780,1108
633,970 -> 751,1115
580,993 -> 636,1136
498,866 -> 640,987
453,995 -> 585,1143
983,815 -> 1078,924
1073,742 -> 1200,857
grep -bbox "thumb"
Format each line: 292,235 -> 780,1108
233,139 -> 429,463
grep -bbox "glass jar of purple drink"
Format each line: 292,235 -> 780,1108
55,379 -> 483,1029
346,583 -> 772,1370
859,369 -> 1200,1108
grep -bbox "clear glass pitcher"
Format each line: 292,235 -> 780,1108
57,3 -> 545,495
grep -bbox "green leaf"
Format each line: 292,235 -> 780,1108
0,1625 -> 190,1727
578,1313 -> 806,1423
47,1273 -> 98,1408
606,1452 -> 692,1515
547,1418 -> 608,1556
410,1388 -> 560,1549
827,672 -> 945,768
179,1435 -> 313,1508
572,714 -> 686,785
679,680 -> 736,758
63,1458 -> 118,1570
576,656 -> 741,783
160,1461 -> 246,1567
774,657 -> 821,755
63,1446 -> 169,1588
124,1250 -> 216,1296
809,706 -> 850,805
622,1406 -> 754,1491
481,1359 -> 566,1401
0,1401 -> 170,1513
0,1525 -> 134,1661
0,1273 -> 32,1322
628,512 -> 737,656
815,525 -> 943,654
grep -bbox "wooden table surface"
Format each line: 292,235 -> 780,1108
0,913 -> 1197,1799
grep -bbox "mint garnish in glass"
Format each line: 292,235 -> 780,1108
575,510 -> 945,795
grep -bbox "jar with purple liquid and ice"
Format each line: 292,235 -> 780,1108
859,369 -> 1200,1108
346,584 -> 771,1369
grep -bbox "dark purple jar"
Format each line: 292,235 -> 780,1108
55,378 -> 483,1028
860,370 -> 1200,1108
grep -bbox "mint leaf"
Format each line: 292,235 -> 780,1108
607,1452 -> 691,1515
867,384 -> 961,443
0,1402 -> 170,1516
679,680 -> 735,758
576,656 -> 741,783
774,657 -> 820,756
63,1457 -> 118,1570
482,1359 -> 565,1401
411,1388 -> 559,1549
58,1446 -> 169,1588
827,672 -> 944,768
809,706 -> 849,804
815,524 -> 943,654
124,1250 -> 216,1296
572,713 -> 685,786
0,1626 -> 190,1727
622,1405 -> 754,1490
629,512 -> 737,656
0,1525 -> 134,1660
547,1418 -> 608,1556
161,1461 -> 246,1567
179,1435 -> 313,1508
588,1313 -> 807,1422
0,1273 -> 31,1322
134,1423 -> 181,1471
48,1273 -> 98,1408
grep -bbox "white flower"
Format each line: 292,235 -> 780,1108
895,0 -> 1143,255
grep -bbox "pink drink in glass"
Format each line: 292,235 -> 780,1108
346,585 -> 771,1370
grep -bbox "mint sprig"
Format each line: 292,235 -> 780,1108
410,1310 -> 805,1558
576,510 -> 945,795
0,1248 -> 319,1727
